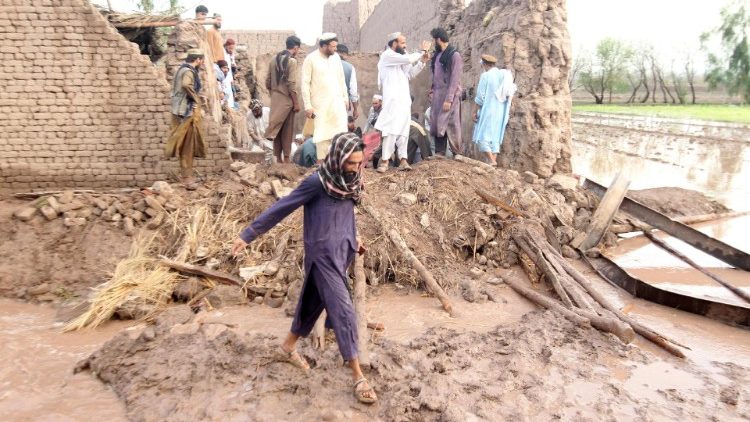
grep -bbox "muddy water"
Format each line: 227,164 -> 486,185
0,299 -> 128,421
571,113 -> 750,210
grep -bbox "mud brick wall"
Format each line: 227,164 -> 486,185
0,0 -> 228,194
322,0 -> 383,50
221,30 -> 296,57
358,0 -> 440,52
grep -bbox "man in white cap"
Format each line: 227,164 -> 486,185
301,32 -> 349,162
374,32 -> 431,172
363,94 -> 383,133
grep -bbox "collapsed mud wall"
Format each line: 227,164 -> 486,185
358,0 -> 442,52
447,0 -> 573,176
322,0 -> 383,49
221,30 -> 296,58
0,0 -> 229,194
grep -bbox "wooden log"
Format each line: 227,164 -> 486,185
570,306 -> 635,343
574,172 -> 630,250
553,253 -> 688,357
159,257 -> 266,295
362,203 -> 454,316
624,211 -> 750,234
513,234 -> 574,307
641,229 -> 750,304
503,276 -> 589,326
476,189 -> 529,218
353,253 -> 370,366
454,154 -> 496,171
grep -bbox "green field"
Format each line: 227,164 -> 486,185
572,104 -> 750,124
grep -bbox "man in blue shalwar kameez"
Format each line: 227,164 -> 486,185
472,54 -> 516,166
232,132 -> 377,404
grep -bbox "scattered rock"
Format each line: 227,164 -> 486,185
173,277 -> 203,302
155,304 -> 194,329
562,245 -> 579,259
59,190 -> 75,204
469,267 -> 483,279
63,217 -> 87,227
264,296 -> 284,308
28,283 -> 51,296
720,386 -> 739,406
133,199 -> 147,212
259,181 -> 273,195
131,210 -> 145,221
229,161 -> 246,171
151,181 -> 174,198
93,197 -> 108,210
461,279 -> 487,303
115,296 -> 152,320
478,255 -> 488,265
237,165 -> 256,180
146,212 -> 164,229
144,207 -> 160,218
397,193 -> 418,206
78,207 -> 94,219
123,217 -> 135,236
546,173 -> 579,191
253,296 -> 264,305
522,171 -> 539,184
46,196 -> 61,213
40,205 -> 58,220
205,285 -> 247,308
471,166 -> 487,175
485,276 -> 504,285
420,213 -> 430,228
13,207 -> 37,221
144,196 -> 163,211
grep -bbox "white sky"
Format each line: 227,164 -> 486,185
94,0 -> 730,58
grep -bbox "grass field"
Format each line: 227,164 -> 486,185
572,104 -> 750,124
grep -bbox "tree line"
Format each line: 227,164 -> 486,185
570,0 -> 750,105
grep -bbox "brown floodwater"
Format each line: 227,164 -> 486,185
0,299 -> 129,421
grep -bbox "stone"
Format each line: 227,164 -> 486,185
237,165 -> 256,179
64,217 -> 87,227
144,196 -> 163,211
13,207 -> 37,221
146,212 -> 164,229
110,213 -> 122,223
92,197 -> 108,210
133,199 -> 147,212
151,181 -> 174,198
28,283 -> 51,296
155,304 -> 194,329
420,213 -> 430,228
522,171 -> 539,184
485,276 -> 504,285
230,161 -> 246,171
555,226 -> 576,245
78,207 -> 94,219
59,190 -> 75,204
397,193 -> 418,206
144,207 -> 160,218
271,179 -> 289,199
63,211 -> 78,219
478,255 -> 488,265
562,245 -> 579,259
123,217 -> 135,236
253,296 -> 264,305
131,210 -> 145,221
205,285 -> 247,308
259,181 -> 273,195
546,173 -> 579,191
471,166 -> 487,175
40,205 -> 58,220
173,277 -> 203,302
719,386 -> 739,406
115,296 -> 152,320
46,196 -> 61,213
469,267 -> 484,279
264,296 -> 284,308
92,207 -> 103,217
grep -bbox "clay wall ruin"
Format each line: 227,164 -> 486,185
221,30 -> 296,58
0,0 -> 229,193
322,0 -> 383,49
358,0 -> 441,52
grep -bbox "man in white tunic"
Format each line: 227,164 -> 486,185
301,33 -> 349,161
374,33 -> 431,173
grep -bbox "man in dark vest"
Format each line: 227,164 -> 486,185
265,36 -> 302,164
168,49 -> 205,189
429,27 -> 464,158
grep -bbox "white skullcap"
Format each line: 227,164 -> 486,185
320,32 -> 337,42
373,94 -> 383,101
387,32 -> 402,43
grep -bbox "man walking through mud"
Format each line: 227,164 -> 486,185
231,133 -> 377,404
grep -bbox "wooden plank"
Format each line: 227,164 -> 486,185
573,173 -> 630,251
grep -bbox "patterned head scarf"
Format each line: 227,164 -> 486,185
250,99 -> 263,113
318,132 -> 364,203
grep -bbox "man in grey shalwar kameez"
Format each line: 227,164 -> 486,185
429,27 -> 464,157
232,132 -> 377,404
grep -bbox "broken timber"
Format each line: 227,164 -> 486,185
159,257 -> 267,296
583,178 -> 750,271
572,173 -> 630,251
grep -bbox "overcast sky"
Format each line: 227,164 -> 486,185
94,0 -> 729,58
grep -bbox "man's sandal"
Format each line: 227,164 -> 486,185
278,347 -> 310,373
353,377 -> 378,404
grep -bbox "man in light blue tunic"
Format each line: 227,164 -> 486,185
472,54 -> 516,165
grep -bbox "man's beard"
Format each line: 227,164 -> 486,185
395,47 -> 405,55
343,171 -> 358,184
435,43 -> 443,52
214,24 -> 221,29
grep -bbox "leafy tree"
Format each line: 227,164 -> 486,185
702,0 -> 750,103
579,38 -> 632,104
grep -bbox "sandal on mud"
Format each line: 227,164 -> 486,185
278,347 -> 310,373
353,377 -> 378,404
399,162 -> 413,171
376,165 -> 387,174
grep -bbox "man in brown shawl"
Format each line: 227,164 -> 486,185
429,27 -> 464,158
166,49 -> 207,190
265,36 -> 302,164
